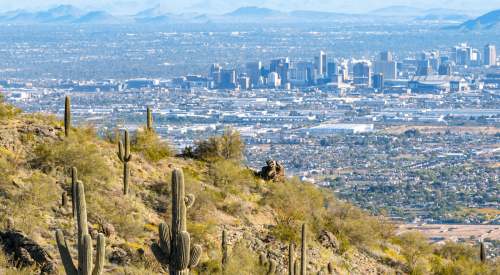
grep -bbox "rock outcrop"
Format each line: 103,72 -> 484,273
256,160 -> 285,182
0,228 -> 58,274
318,230 -> 340,252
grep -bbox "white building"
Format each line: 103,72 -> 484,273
301,124 -> 373,134
268,72 -> 280,87
372,60 -> 397,80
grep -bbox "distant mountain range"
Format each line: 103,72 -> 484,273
442,10 -> 500,30
0,4 -> 489,25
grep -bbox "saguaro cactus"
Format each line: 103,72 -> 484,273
481,242 -> 486,262
222,229 -> 228,274
6,218 -> 14,231
64,96 -> 71,137
71,167 -> 77,218
62,191 -> 68,207
259,252 -> 276,275
147,107 -> 154,132
289,244 -> 294,275
327,262 -> 334,274
294,261 -> 299,275
117,130 -> 133,195
56,181 -> 105,275
151,168 -> 202,275
301,224 -> 307,275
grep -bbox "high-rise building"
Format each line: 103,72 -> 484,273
438,64 -> 452,76
315,51 -> 327,77
417,60 -> 433,76
270,58 -> 290,84
210,63 -> 222,86
372,73 -> 384,89
237,76 -> 250,90
219,69 -> 236,89
373,60 -> 397,79
485,45 -> 496,66
379,51 -> 392,61
296,61 -> 317,85
421,52 -> 431,61
353,62 -> 371,86
247,62 -> 262,86
268,72 -> 280,87
327,60 -> 339,77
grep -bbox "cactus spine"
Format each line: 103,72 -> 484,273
147,107 -> 154,132
222,229 -> 228,274
289,244 -> 294,275
117,130 -> 133,195
56,181 -> 105,275
259,252 -> 276,275
72,167 -> 77,218
481,242 -> 486,262
64,96 -> 70,137
151,168 -> 202,275
301,224 -> 307,275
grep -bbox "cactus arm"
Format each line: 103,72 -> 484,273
117,141 -> 125,163
177,232 -> 191,270
159,223 -> 171,257
55,229 -> 78,275
151,243 -> 169,264
188,245 -> 202,268
259,252 -> 267,266
294,261 -> 299,275
124,130 -> 130,157
82,235 -> 92,275
267,259 -> 276,275
92,234 -> 105,275
125,153 -> 133,162
185,194 -> 195,209
76,181 -> 89,275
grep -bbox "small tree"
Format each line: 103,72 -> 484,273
395,231 -> 432,274
194,128 -> 245,162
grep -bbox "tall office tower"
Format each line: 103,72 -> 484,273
210,63 -> 222,85
372,73 -> 384,89
296,61 -> 317,85
457,48 -> 469,65
353,62 -> 371,85
485,45 -> 496,66
438,64 -> 452,76
270,58 -> 290,84
327,60 -> 339,77
428,58 -> 441,71
247,62 -> 262,86
379,51 -> 392,61
268,72 -> 280,87
219,69 -> 236,88
421,52 -> 431,61
237,76 -> 250,90
451,46 -> 459,63
314,51 -> 327,76
373,55 -> 397,80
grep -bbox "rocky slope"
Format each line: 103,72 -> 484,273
0,114 -> 407,274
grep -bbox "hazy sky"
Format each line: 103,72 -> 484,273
1,0 -> 499,15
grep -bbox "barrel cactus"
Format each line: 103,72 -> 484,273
151,168 -> 202,274
56,181 -> 105,275
64,96 -> 70,137
117,130 -> 133,195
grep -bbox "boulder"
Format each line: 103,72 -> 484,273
0,228 -> 58,274
256,160 -> 285,182
318,230 -> 340,252
108,247 -> 131,264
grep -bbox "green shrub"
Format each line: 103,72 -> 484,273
132,126 -> 173,162
393,231 -> 432,275
193,128 -> 245,162
0,94 -> 21,119
207,159 -> 257,197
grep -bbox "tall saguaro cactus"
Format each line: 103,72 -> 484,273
222,229 -> 228,274
481,242 -> 486,262
301,224 -> 307,275
289,244 -> 294,275
71,167 -> 78,218
151,169 -> 202,275
259,252 -> 276,275
117,130 -> 133,195
56,181 -> 105,275
147,107 -> 154,132
64,96 -> 71,137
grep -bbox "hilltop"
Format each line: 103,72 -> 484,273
0,95 -> 498,274
442,9 -> 500,30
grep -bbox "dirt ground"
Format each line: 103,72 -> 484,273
398,223 -> 500,241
